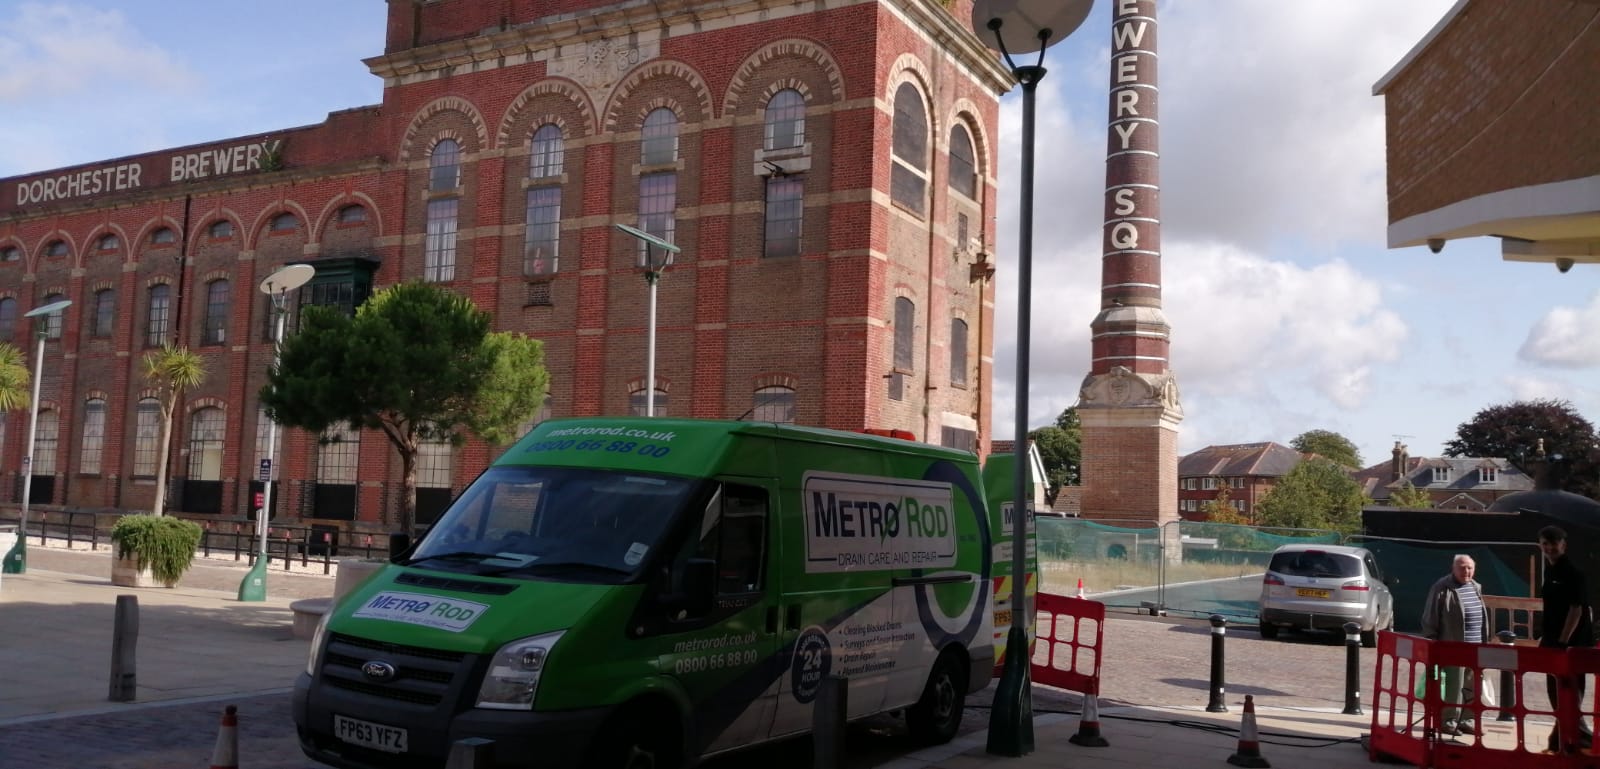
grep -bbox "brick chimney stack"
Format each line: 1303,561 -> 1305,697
1391,440 -> 1409,483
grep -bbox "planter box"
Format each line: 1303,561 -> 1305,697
111,545 -> 173,588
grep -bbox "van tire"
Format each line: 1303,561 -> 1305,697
907,649 -> 967,745
1258,622 -> 1278,640
584,701 -> 682,769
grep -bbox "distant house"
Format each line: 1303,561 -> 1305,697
1353,441 -> 1533,510
1177,442 -> 1306,521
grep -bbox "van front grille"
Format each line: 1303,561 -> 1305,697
318,633 -> 475,708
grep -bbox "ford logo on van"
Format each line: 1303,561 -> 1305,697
361,661 -> 397,682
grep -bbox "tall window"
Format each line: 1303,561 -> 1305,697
894,297 -> 915,372
425,198 -> 458,282
639,173 -> 677,255
430,139 -> 461,190
0,298 -> 15,339
949,124 -> 978,199
186,407 -> 225,481
317,422 -> 360,485
133,398 -> 161,476
529,124 -> 564,178
202,279 -> 230,345
524,186 -> 561,276
146,284 -> 171,347
80,399 -> 106,474
33,409 -> 58,475
890,82 -> 929,214
641,108 -> 679,165
418,433 -> 453,490
752,386 -> 796,423
91,289 -> 115,337
765,89 -> 806,150
40,293 -> 65,339
950,318 -> 969,387
764,177 -> 803,258
254,406 -> 281,480
630,389 -> 669,417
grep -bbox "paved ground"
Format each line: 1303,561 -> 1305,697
0,538 -> 1548,768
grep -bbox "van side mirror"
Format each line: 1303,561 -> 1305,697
683,558 -> 716,616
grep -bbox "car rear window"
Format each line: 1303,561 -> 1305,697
1268,551 -> 1362,578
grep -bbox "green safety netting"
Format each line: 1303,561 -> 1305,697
1348,537 -> 1537,635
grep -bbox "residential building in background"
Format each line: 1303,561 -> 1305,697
0,0 -> 1005,530
1353,441 -> 1533,510
1176,442 -> 1305,521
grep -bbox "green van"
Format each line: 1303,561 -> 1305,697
293,418 -> 1014,768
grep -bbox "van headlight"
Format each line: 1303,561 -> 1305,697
305,611 -> 333,676
476,631 -> 565,710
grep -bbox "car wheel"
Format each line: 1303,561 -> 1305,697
1258,621 -> 1279,640
584,702 -> 681,769
908,650 -> 967,745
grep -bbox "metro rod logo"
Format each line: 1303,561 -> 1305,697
352,591 -> 489,632
802,472 -> 957,572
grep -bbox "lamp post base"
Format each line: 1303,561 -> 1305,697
986,625 -> 1035,755
2,536 -> 25,574
237,558 -> 269,602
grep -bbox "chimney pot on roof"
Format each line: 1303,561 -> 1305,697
1392,441 -> 1409,483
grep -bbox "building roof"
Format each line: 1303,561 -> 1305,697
1178,442 -> 1305,478
1352,455 -> 1532,500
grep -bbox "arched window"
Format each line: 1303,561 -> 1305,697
751,386 -> 796,423
133,398 -> 161,476
630,388 -> 669,417
202,279 -> 230,345
529,124 -> 564,178
208,220 -> 233,239
430,138 -> 461,191
764,89 -> 806,151
45,240 -> 69,258
893,296 -> 915,372
337,204 -> 367,224
950,318 -> 969,387
91,289 -> 115,337
97,234 -> 120,251
269,213 -> 297,232
150,227 -> 177,244
641,108 -> 679,166
890,82 -> 928,214
40,293 -> 65,339
949,124 -> 977,199
80,396 -> 106,473
0,246 -> 20,261
186,407 -> 226,481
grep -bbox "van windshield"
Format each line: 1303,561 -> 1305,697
406,465 -> 701,582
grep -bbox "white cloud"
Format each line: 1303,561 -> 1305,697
0,4 -> 193,101
1519,292 -> 1600,368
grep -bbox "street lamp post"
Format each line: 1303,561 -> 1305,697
972,0 -> 1093,756
3,298 -> 73,575
613,223 -> 680,416
238,264 -> 314,602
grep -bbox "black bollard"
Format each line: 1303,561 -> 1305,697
1207,614 -> 1228,712
1497,630 -> 1517,722
814,674 -> 848,769
445,737 -> 495,769
109,595 -> 139,702
1342,621 -> 1364,715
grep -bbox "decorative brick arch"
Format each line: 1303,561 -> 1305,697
245,201 -> 313,250
31,230 -> 76,271
199,208 -> 245,240
133,216 -> 184,264
885,55 -> 938,139
603,60 -> 714,130
722,38 -> 846,115
401,96 -> 490,159
627,376 -> 672,393
81,223 -> 131,265
751,373 -> 798,391
188,396 -> 228,416
498,78 -> 598,144
312,192 -> 384,241
947,99 -> 992,181
83,389 -> 110,402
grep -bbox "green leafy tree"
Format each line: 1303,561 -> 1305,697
1388,481 -> 1433,509
1444,399 -> 1599,498
1029,407 -> 1081,504
1291,429 -> 1363,468
1255,457 -> 1369,535
1200,484 -> 1247,524
143,345 -> 208,517
261,281 -> 549,533
0,343 -> 32,412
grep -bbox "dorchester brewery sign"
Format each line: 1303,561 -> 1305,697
13,138 -> 283,207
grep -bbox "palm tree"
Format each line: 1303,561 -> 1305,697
142,345 -> 207,517
0,343 -> 32,413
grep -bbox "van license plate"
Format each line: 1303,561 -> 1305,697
1295,588 -> 1330,599
994,609 -> 1012,627
334,714 -> 408,753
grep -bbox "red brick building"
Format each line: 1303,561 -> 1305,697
0,0 -> 1008,529
1176,442 -> 1304,522
1374,0 -> 1598,270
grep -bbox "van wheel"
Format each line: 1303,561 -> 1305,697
908,650 -> 967,745
584,702 -> 681,769
1259,622 -> 1278,640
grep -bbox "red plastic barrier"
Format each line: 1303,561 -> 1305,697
1029,593 -> 1104,696
1370,630 -> 1435,768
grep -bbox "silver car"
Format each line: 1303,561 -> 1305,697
1258,543 -> 1395,647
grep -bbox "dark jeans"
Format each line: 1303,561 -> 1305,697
1545,673 -> 1595,750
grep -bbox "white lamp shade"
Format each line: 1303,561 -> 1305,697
972,0 -> 1094,55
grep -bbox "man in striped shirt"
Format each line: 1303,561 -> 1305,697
1421,554 -> 1489,736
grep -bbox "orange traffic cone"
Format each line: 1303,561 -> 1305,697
1068,692 -> 1110,747
1227,695 -> 1271,767
209,704 -> 239,769
1076,577 -> 1086,599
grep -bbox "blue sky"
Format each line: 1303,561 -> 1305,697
2,1 -> 1595,468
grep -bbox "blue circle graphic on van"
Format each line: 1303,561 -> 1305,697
790,626 -> 833,703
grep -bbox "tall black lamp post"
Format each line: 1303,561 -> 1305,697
972,0 -> 1093,756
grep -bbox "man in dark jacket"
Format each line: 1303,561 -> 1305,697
1421,554 -> 1488,735
1540,525 -> 1595,753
